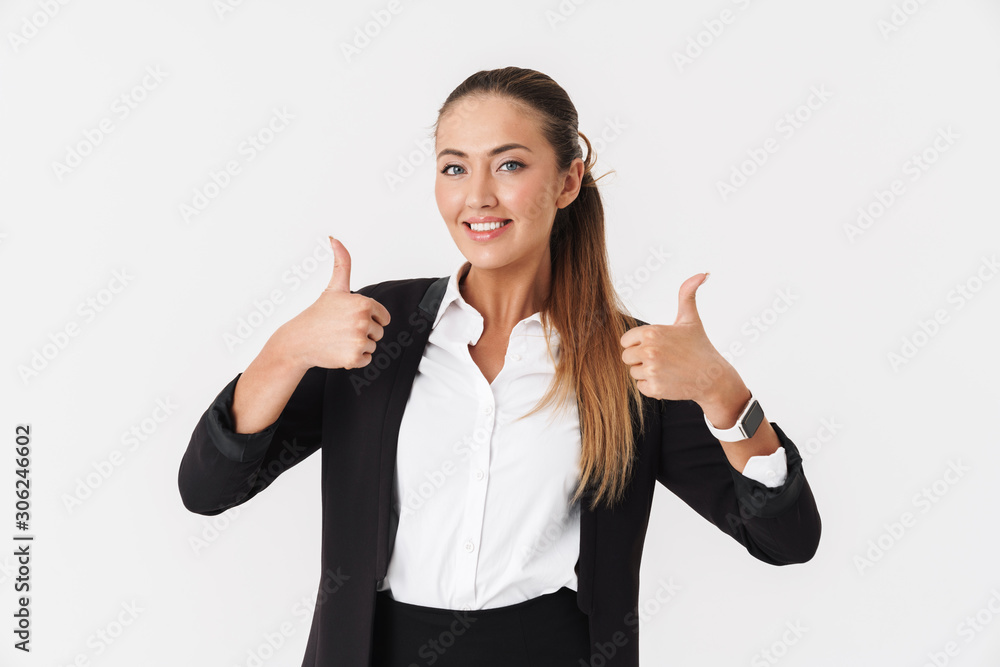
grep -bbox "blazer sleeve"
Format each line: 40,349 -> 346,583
177,366 -> 326,516
655,398 -> 821,565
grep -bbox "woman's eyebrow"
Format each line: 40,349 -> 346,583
437,143 -> 533,159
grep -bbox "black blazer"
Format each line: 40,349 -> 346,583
178,275 -> 821,667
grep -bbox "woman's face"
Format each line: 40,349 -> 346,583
434,95 -> 582,272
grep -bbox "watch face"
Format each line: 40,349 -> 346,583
741,400 -> 765,438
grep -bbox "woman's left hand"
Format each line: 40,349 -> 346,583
620,273 -> 742,406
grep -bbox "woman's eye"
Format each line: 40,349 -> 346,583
440,161 -> 523,175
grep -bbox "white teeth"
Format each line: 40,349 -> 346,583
468,220 -> 510,232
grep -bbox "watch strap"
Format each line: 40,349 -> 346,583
703,392 -> 763,441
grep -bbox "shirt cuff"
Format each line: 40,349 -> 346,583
740,446 -> 788,488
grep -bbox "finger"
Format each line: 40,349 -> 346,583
366,320 -> 385,343
370,299 -> 391,327
360,338 -> 377,356
674,272 -> 708,325
345,341 -> 376,370
326,236 -> 352,293
620,345 -> 641,367
620,324 -> 648,350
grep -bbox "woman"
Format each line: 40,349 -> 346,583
178,66 -> 820,667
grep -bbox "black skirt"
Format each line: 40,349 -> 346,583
371,586 -> 591,666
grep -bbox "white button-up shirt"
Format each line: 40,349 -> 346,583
377,262 -> 786,610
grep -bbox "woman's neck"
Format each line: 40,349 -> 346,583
458,258 -> 551,330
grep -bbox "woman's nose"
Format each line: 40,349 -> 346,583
465,170 -> 498,209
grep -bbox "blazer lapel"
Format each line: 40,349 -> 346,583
375,276 -> 448,579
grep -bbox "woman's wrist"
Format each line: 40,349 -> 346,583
267,322 -> 312,375
696,373 -> 751,430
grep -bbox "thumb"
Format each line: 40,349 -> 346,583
674,272 -> 708,324
326,236 -> 351,293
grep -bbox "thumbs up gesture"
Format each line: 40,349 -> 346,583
277,237 -> 391,370
620,273 -> 739,405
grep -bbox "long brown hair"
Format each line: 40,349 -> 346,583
433,67 -> 646,511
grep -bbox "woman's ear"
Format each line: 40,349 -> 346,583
556,157 -> 586,209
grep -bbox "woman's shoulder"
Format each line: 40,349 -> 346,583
352,275 -> 448,319
353,275 -> 443,298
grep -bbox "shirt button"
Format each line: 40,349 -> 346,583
461,605 -> 471,611
464,541 -> 475,553
510,353 -> 521,362
474,469 -> 484,480
482,404 -> 493,415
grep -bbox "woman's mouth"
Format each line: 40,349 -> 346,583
465,219 -> 511,232
463,219 -> 512,240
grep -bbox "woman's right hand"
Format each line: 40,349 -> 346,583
273,237 -> 391,371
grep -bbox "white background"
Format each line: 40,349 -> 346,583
2,1 -> 999,665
